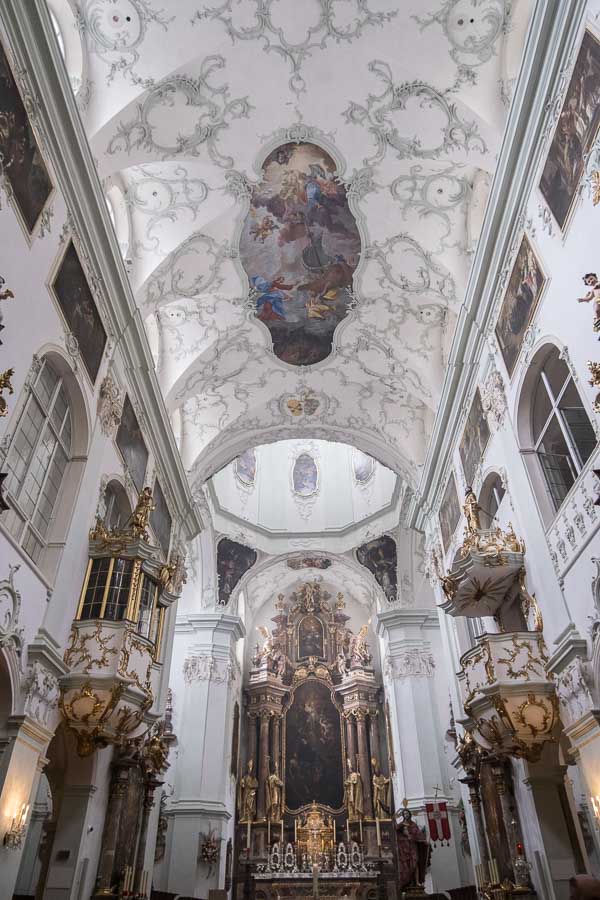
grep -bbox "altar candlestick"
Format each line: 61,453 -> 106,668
333,819 -> 336,843
294,818 -> 298,843
346,820 -> 350,843
281,819 -> 284,843
359,819 -> 363,843
268,819 -> 271,845
247,819 -> 251,851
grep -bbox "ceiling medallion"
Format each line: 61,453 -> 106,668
240,142 -> 361,366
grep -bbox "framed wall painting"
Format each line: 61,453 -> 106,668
115,396 -> 149,493
539,29 -> 600,232
216,537 -> 257,606
51,240 -> 107,384
150,478 -> 172,558
0,39 -> 53,237
439,473 -> 461,554
494,234 -> 546,378
459,388 -> 491,487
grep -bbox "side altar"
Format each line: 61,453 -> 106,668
234,583 -> 425,899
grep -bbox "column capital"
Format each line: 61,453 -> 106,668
375,608 -> 439,639
175,612 -> 245,642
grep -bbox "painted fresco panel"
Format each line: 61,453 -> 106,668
439,473 -> 461,554
292,453 -> 318,496
285,679 -> 344,811
353,449 -> 375,484
495,235 -> 546,378
116,396 -> 148,492
52,241 -> 107,383
240,142 -> 361,365
217,537 -> 257,606
539,30 -> 600,231
0,40 -> 52,232
235,448 -> 257,485
459,388 -> 491,486
356,535 -> 397,603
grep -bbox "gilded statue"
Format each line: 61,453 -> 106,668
130,486 -> 155,539
349,623 -> 372,667
344,757 -> 364,820
238,759 -> 258,822
0,367 -> 14,417
371,757 -> 391,819
266,760 -> 284,821
463,487 -> 481,533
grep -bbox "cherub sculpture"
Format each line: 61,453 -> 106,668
349,623 -> 372,667
577,273 -> 600,338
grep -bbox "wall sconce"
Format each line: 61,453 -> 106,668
3,803 -> 29,849
591,795 -> 600,825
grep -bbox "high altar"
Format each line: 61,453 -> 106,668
234,582 -> 401,899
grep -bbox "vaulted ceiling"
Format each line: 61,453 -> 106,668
54,0 -> 533,497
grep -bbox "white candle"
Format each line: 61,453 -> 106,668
268,818 -> 271,845
333,819 -> 336,843
247,819 -> 251,851
280,819 -> 284,843
346,820 -> 350,843
376,817 -> 381,847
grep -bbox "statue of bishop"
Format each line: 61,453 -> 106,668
344,757 -> 364,821
266,761 -> 284,822
238,759 -> 258,822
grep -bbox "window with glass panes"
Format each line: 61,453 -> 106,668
103,558 -> 134,621
137,575 -> 158,640
3,359 -> 72,564
531,348 -> 596,512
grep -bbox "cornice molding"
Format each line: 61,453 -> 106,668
0,0 -> 202,541
409,0 -> 588,530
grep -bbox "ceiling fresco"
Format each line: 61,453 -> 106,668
54,0 -> 532,498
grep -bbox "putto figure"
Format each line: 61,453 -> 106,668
577,272 -> 600,337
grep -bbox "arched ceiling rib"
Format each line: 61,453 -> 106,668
71,0 -> 533,489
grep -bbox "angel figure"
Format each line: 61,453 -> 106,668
349,623 -> 372,667
577,272 -> 600,337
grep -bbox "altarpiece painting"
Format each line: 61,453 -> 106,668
285,679 -> 344,812
0,39 -> 52,233
240,142 -> 361,366
539,29 -> 600,231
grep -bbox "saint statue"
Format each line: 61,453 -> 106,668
238,759 -> 258,822
130,486 -> 155,538
395,805 -> 431,890
371,758 -> 391,819
344,758 -> 364,821
266,761 -> 284,822
463,487 -> 481,534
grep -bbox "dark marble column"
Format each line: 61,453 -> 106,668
94,761 -> 133,896
356,710 -> 373,819
462,776 -> 490,864
368,711 -> 382,769
257,712 -> 271,820
133,775 -> 162,894
271,715 -> 281,775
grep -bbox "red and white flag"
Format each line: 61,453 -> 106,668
425,801 -> 451,845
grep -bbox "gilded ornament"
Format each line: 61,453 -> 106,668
0,367 -> 14,417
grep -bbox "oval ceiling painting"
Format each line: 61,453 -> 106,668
240,142 -> 361,366
235,447 -> 257,486
353,449 -> 375,484
292,452 -> 318,497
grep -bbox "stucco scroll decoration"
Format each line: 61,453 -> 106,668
0,564 -> 24,656
98,372 -> 124,436
192,0 -> 398,96
183,653 -> 237,685
125,165 -> 210,258
344,62 -> 487,166
77,0 -> 174,87
390,164 -> 471,252
413,0 -> 507,79
106,57 -> 252,168
23,661 -> 60,728
144,231 -> 236,311
63,622 -> 119,674
554,656 -> 595,728
480,365 -> 507,432
384,649 -> 435,680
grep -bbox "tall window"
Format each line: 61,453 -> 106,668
529,347 -> 595,511
3,359 -> 72,565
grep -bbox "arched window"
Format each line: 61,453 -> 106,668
102,480 -> 132,532
519,345 -> 596,519
3,359 -> 73,565
479,472 -> 506,528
